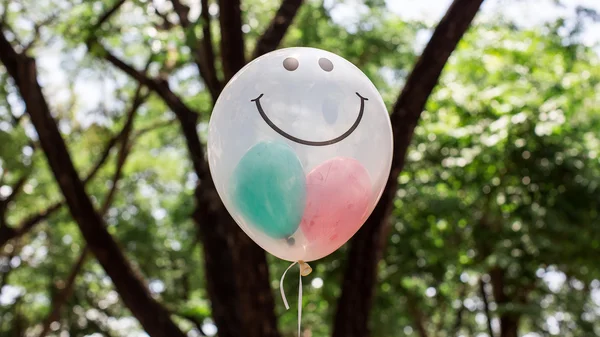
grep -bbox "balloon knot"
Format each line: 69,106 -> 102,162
280,260 -> 312,337
298,260 -> 312,276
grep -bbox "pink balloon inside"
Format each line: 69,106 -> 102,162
300,157 -> 372,259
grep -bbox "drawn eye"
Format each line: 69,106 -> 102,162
283,57 -> 299,71
318,57 -> 333,72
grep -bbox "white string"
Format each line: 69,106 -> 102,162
280,261 -> 298,310
280,261 -> 311,337
298,268 -> 303,337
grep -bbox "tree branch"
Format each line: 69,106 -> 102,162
38,247 -> 89,337
153,5 -> 175,31
0,87 -> 146,249
170,0 -> 221,101
133,118 -> 175,139
0,247 -> 16,289
252,0 -> 304,59
332,1 -> 485,336
479,277 -> 495,337
85,315 -> 119,337
37,87 -> 145,337
170,0 -> 191,26
175,312 -> 208,336
0,170 -> 6,189
200,0 -> 219,93
100,85 -> 146,214
85,1 -> 206,182
23,13 -> 60,53
218,0 -> 245,80
82,119 -> 129,185
390,284 -> 432,337
3,175 -> 27,206
0,202 -> 63,247
0,24 -> 186,337
489,267 -> 518,337
79,289 -> 121,337
434,297 -> 447,335
450,285 -> 467,336
0,174 -> 28,222
0,0 -> 8,24
0,174 -> 30,242
90,43 -> 210,179
410,305 -> 429,337
91,0 -> 126,34
489,268 -> 534,337
0,224 -> 17,248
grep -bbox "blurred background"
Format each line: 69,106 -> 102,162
1,0 -> 600,336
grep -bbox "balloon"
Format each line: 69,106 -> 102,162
232,141 -> 306,239
208,47 -> 393,262
299,157 -> 371,261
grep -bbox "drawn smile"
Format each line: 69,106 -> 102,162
251,92 -> 368,146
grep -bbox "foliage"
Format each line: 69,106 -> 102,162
0,0 -> 599,337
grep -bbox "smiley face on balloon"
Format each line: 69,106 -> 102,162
208,47 -> 392,262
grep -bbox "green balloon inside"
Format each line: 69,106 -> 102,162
231,141 -> 306,239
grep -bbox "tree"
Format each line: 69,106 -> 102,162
1,0 -> 599,337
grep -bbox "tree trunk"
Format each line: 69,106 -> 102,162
480,277 -> 495,337
490,268 -> 520,337
252,0 -> 304,59
218,0 -> 246,80
332,1 -> 485,336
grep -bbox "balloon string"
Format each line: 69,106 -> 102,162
280,261 -> 297,310
298,266 -> 303,337
280,260 -> 312,337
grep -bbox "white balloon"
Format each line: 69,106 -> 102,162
208,47 -> 393,262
